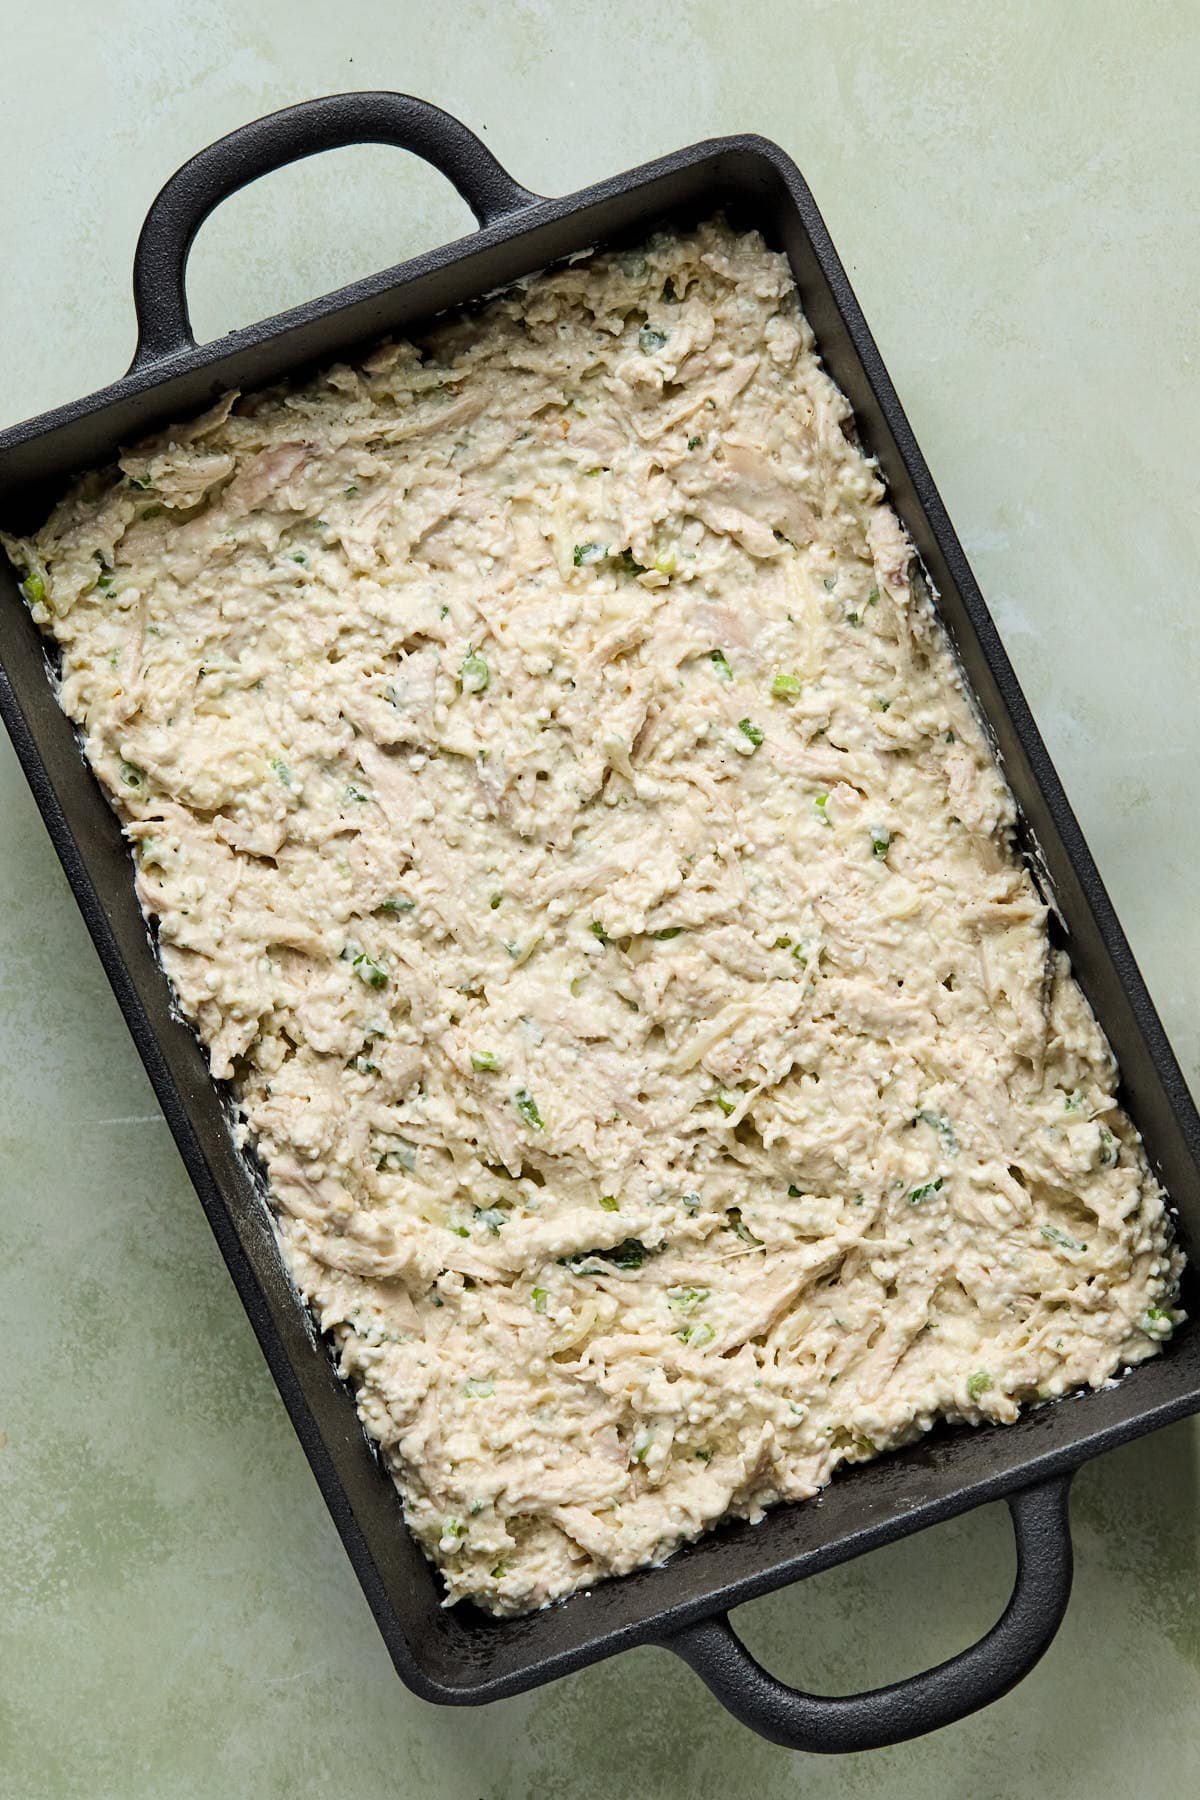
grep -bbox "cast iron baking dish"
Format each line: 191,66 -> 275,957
3,93 -> 1199,1755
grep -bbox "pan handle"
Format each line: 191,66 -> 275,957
128,91 -> 540,373
662,1473 -> 1074,1754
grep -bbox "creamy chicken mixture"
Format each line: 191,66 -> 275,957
5,220 -> 1184,1615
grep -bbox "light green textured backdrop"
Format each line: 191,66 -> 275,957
1,3 -> 1198,1795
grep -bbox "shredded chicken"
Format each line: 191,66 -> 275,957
4,220 -> 1183,1616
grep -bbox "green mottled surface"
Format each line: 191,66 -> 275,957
1,2 -> 1198,1793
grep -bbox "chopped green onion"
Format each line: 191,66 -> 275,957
679,1321 -> 715,1348
489,892 -> 503,909
19,573 -> 46,605
1041,1222 -> 1086,1253
917,1109 -> 958,1155
694,1447 -> 713,1462
654,545 -> 677,575
814,793 -> 831,826
908,1177 -> 944,1204
737,717 -> 764,749
668,1287 -> 709,1313
514,1088 -> 544,1131
377,896 -> 415,915
687,434 -> 702,450
787,1184 -> 802,1197
867,586 -> 880,605
822,575 -> 837,592
966,1370 -> 992,1401
846,611 -> 860,626
652,926 -> 684,940
471,1050 -> 500,1072
1098,1126 -> 1119,1168
291,551 -> 307,565
871,695 -> 892,712
459,648 -> 490,695
709,648 -> 733,681
599,1195 -> 620,1212
376,1139 -> 416,1172
869,824 -> 892,859
352,951 -> 388,989
620,549 -> 646,576
119,761 -> 146,791
771,671 -> 803,698
638,324 -> 668,353
1141,1305 -> 1179,1338
531,1286 -> 549,1313
631,1426 -> 655,1462
715,1088 -> 738,1117
474,1206 -> 506,1235
573,540 -> 607,566
589,920 -> 609,943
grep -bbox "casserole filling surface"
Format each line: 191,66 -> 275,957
6,220 -> 1183,1615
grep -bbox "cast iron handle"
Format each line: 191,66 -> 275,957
129,91 -> 540,373
663,1473 -> 1074,1753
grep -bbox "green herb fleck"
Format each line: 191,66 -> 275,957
514,1088 -> 544,1131
814,793 -> 831,826
709,648 -> 734,681
908,1177 -> 944,1204
377,896 -> 415,915
352,951 -> 388,990
687,434 -> 702,450
531,1286 -> 549,1314
917,1110 -> 958,1155
771,671 -> 803,698
459,648 -> 490,695
620,549 -> 647,576
589,920 -> 609,943
715,1088 -> 738,1117
869,824 -> 892,859
471,1050 -> 500,1072
19,573 -> 46,605
653,926 -> 684,940
737,717 -> 764,749
1041,1223 -> 1086,1253
668,1287 -> 709,1313
489,892 -> 503,910
573,540 -> 607,567
679,1321 -> 716,1348
599,1195 -> 620,1212
638,324 -> 668,353
967,1370 -> 992,1401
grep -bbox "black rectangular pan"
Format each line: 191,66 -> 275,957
3,92 -> 1199,1755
